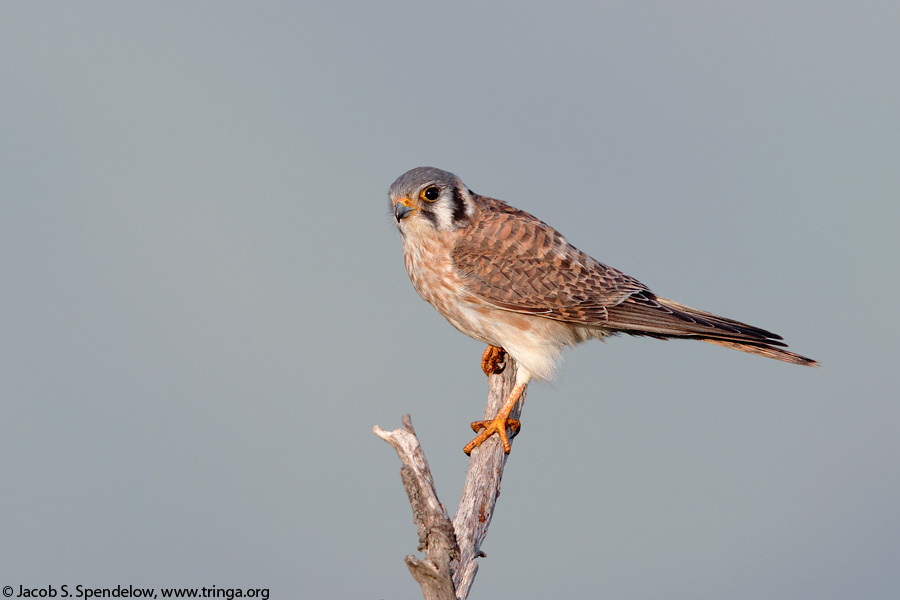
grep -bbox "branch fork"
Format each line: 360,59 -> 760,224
374,358 -> 526,600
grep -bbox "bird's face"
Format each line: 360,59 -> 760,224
389,167 -> 475,235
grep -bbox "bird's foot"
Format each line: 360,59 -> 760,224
463,417 -> 520,455
481,345 -> 507,376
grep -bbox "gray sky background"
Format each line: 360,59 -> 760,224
2,2 -> 898,599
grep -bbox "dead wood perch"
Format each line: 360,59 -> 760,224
374,356 -> 527,600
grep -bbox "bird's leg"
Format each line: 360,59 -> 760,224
481,345 -> 506,376
463,381 -> 525,455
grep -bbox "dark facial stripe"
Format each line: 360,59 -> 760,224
451,186 -> 469,226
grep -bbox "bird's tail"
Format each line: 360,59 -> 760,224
605,294 -> 818,367
699,337 -> 818,366
656,298 -> 819,367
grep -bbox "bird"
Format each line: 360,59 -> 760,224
389,166 -> 817,455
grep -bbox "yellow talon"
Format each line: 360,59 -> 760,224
481,345 -> 507,376
463,381 -> 526,455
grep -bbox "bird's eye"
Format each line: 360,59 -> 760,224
421,186 -> 440,202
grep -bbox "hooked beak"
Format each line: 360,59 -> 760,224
393,199 -> 415,222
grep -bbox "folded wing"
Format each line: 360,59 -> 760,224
452,199 -> 817,366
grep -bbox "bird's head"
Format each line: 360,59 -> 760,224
389,167 -> 476,234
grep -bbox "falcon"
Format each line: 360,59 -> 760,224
389,166 -> 817,455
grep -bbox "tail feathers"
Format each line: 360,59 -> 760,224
605,294 -> 819,367
701,338 -> 819,367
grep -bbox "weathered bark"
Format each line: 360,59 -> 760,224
374,357 -> 526,600
373,415 -> 458,600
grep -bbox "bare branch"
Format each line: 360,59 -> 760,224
452,358 -> 525,598
374,358 -> 527,600
373,416 -> 458,600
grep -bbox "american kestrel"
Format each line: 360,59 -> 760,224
389,167 -> 817,455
